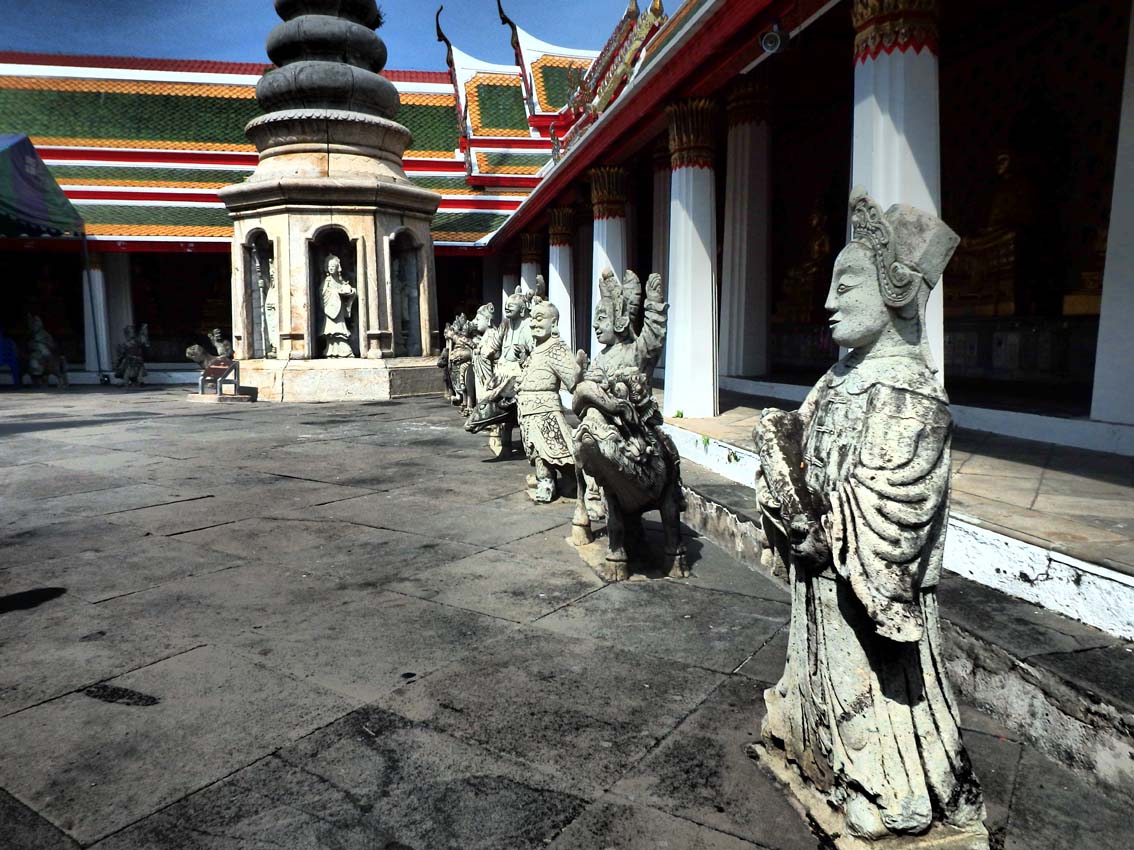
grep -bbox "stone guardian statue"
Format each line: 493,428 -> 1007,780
747,188 -> 988,849
320,254 -> 356,357
571,269 -> 686,582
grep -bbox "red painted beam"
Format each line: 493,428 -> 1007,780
467,137 -> 552,151
37,146 -> 258,167
492,0 -> 778,246
467,175 -> 542,189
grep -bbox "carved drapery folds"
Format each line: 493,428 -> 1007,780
549,207 -> 575,247
726,77 -> 769,128
667,98 -> 717,170
589,165 -> 629,220
851,0 -> 939,63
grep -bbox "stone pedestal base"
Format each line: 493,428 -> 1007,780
745,743 -> 989,850
237,356 -> 444,402
185,392 -> 255,404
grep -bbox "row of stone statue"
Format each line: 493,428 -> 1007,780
438,269 -> 687,582
439,189 -> 991,849
14,315 -> 151,389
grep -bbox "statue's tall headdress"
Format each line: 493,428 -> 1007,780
622,270 -> 643,334
848,187 -> 959,312
597,268 -> 633,334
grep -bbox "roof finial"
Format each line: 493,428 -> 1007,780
625,0 -> 641,18
435,6 -> 454,67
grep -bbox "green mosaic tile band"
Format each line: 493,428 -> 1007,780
432,210 -> 509,233
76,204 -> 233,227
479,151 -> 551,168
399,102 -> 460,153
47,165 -> 252,185
475,84 -> 528,132
538,66 -> 575,112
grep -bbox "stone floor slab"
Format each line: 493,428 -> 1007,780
0,788 -> 80,850
610,676 -> 818,850
385,546 -> 604,623
0,591 -> 195,717
381,629 -> 724,793
0,644 -> 350,845
536,580 -> 789,674
547,798 -> 765,850
96,705 -> 588,850
230,591 -> 517,703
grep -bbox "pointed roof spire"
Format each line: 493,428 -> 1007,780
435,5 -> 454,69
497,0 -> 521,53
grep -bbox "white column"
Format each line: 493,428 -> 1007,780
548,207 -> 575,351
82,253 -> 111,374
650,145 -> 671,367
520,232 -> 542,294
590,165 -> 628,356
663,98 -> 719,419
502,264 -> 519,307
1092,9 -> 1134,425
574,211 -> 593,354
719,79 -> 770,377
850,0 -> 943,375
102,251 -> 134,356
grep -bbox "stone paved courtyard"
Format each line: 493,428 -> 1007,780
0,388 -> 1128,849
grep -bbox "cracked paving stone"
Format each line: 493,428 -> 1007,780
96,705 -> 589,850
0,645 -> 351,845
547,797 -> 765,850
380,628 -> 723,794
536,579 -> 789,674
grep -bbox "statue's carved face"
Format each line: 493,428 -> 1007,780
326,256 -> 341,275
529,302 -> 557,343
504,295 -> 524,320
593,300 -> 618,345
473,306 -> 493,332
825,243 -> 890,350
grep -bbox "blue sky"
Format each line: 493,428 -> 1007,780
1,0 -> 626,71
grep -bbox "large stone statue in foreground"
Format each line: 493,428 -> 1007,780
747,189 -> 988,849
572,269 -> 686,582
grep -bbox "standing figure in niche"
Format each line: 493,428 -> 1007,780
321,254 -> 356,358
259,255 -> 278,357
749,189 -> 987,847
517,298 -> 580,503
114,324 -> 149,387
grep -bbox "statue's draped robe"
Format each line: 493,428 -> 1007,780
754,351 -> 984,838
321,274 -> 355,357
473,318 -> 532,400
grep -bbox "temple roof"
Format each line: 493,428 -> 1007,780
0,50 -> 529,250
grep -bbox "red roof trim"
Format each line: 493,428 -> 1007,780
0,50 -> 449,83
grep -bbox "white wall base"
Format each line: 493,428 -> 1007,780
666,420 -> 1134,640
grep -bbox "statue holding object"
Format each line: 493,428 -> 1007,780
571,269 -> 686,582
516,297 -> 581,503
747,188 -> 988,849
320,254 -> 356,358
114,324 -> 148,387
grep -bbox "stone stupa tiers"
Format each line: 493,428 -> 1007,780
220,0 -> 444,402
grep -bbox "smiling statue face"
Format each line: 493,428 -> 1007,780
825,243 -> 890,350
504,296 -> 523,320
326,256 -> 341,276
529,302 -> 558,343
593,301 -> 617,345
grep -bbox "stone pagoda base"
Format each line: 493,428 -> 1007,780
745,743 -> 990,850
237,357 -> 443,403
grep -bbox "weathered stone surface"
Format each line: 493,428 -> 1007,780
228,591 -> 516,703
0,788 -> 79,850
382,629 -> 723,793
611,676 -> 817,850
0,591 -> 195,716
386,548 -> 604,624
548,798 -> 765,850
536,580 -> 788,673
98,705 -> 588,850
0,645 -> 350,844
1004,748 -> 1131,850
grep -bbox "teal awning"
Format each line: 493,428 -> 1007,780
0,134 -> 85,237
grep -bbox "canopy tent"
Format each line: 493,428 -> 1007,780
0,134 -> 104,380
0,133 -> 84,237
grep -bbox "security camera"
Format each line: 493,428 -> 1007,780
760,22 -> 787,54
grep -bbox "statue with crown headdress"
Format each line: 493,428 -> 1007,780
746,189 -> 988,849
571,268 -> 687,582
